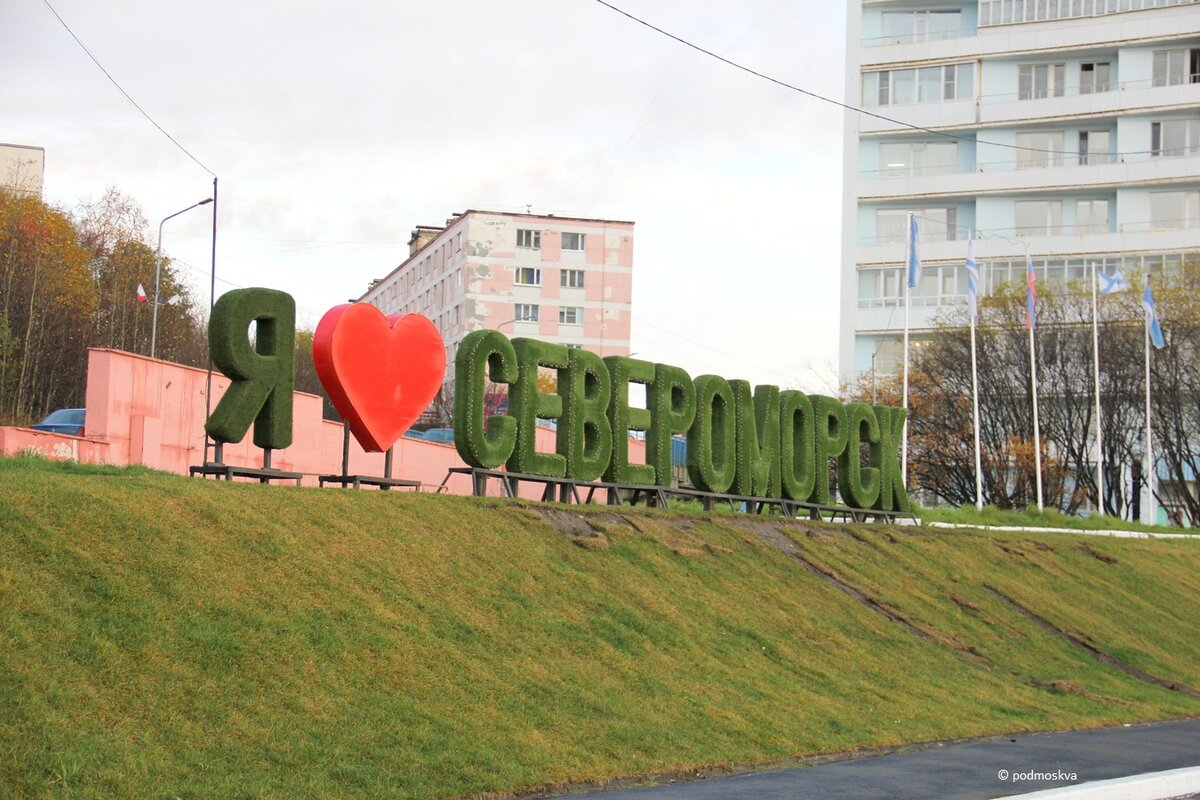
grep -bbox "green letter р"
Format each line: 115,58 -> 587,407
809,395 -> 848,505
647,364 -> 695,487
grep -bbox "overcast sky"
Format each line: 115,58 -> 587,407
4,0 -> 848,392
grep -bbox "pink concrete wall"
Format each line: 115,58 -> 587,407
0,426 -> 110,463
4,348 -> 648,499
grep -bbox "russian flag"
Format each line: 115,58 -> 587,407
136,283 -> 148,303
1025,254 -> 1036,330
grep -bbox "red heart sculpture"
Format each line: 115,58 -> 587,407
313,304 -> 446,452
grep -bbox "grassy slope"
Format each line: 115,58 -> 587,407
2,457 -> 1199,799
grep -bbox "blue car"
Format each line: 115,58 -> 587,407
30,408 -> 86,436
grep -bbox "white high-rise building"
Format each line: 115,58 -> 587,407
840,0 -> 1200,383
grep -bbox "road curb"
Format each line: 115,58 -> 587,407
1006,765 -> 1200,799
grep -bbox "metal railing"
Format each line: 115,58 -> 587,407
862,27 -> 977,46
979,0 -> 1199,26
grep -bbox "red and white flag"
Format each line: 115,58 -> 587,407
136,283 -> 148,303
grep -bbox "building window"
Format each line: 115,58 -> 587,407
559,306 -> 582,325
878,9 -> 962,44
875,207 -> 957,244
857,264 -> 963,309
1150,191 -> 1200,230
878,141 -> 957,178
1079,61 -> 1112,94
866,63 -> 972,106
514,303 -> 539,322
1016,131 -> 1065,169
1018,63 -> 1065,100
560,269 -> 585,288
515,266 -> 542,286
1151,119 -> 1200,157
516,229 -> 541,249
456,231 -> 463,251
1152,48 -> 1200,87
1015,200 -> 1063,236
561,232 -> 586,251
1079,130 -> 1112,165
1076,199 -> 1110,234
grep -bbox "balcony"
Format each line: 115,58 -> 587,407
978,0 -> 1199,28
855,222 -> 1200,267
978,77 -> 1200,126
859,99 -> 978,134
859,149 -> 1200,201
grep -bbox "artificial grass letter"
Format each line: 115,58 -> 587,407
838,402 -> 881,509
506,338 -> 568,476
730,382 -> 780,498
453,330 -> 518,469
779,390 -> 815,502
647,364 -> 695,487
809,395 -> 848,505
557,348 -> 612,481
205,288 -> 295,449
872,405 -> 910,512
687,375 -> 736,494
603,356 -> 656,484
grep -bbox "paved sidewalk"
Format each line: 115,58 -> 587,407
565,718 -> 1200,800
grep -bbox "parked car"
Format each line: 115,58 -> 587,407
30,408 -> 86,436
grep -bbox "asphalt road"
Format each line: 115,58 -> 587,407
565,718 -> 1200,800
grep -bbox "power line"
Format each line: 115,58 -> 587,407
588,0 -> 1140,159
41,0 -> 216,177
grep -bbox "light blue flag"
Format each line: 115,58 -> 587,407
1144,277 -> 1165,349
1098,265 -> 1130,295
965,237 -> 979,320
906,214 -> 921,289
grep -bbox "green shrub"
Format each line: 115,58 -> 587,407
871,405 -> 910,512
603,356 -> 656,484
557,348 -> 613,481
732,383 -> 780,498
687,375 -> 737,493
809,395 -> 848,505
506,339 -> 568,476
779,390 -> 816,502
838,402 -> 881,509
453,330 -> 518,469
647,364 -> 696,487
205,288 -> 295,449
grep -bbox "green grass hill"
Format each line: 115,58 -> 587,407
2,456 -> 1199,799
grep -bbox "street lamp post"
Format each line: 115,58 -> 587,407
152,197 -> 212,359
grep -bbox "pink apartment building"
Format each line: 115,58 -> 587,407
359,210 -> 634,380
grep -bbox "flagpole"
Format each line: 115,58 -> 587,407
968,234 -> 982,510
1091,262 -> 1105,515
970,306 -> 982,511
901,212 -> 913,487
1026,244 -> 1043,512
1144,274 -> 1155,526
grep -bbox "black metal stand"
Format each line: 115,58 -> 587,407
189,442 -> 303,485
438,467 -> 913,523
318,427 -> 420,491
